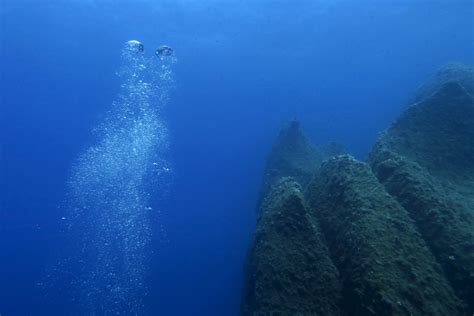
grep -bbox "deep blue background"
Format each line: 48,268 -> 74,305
1,0 -> 473,315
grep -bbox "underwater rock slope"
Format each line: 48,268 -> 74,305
412,63 -> 474,103
242,121 -> 345,315
242,177 -> 343,315
307,155 -> 464,315
258,120 -> 345,211
370,77 -> 474,312
242,64 -> 473,315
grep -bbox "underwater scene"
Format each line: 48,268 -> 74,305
1,0 -> 473,315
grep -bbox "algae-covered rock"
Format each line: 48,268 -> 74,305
370,80 -> 474,312
244,92 -> 474,315
259,120 -> 345,209
307,155 -> 465,315
242,177 -> 342,316
242,121 -> 345,315
413,63 -> 474,103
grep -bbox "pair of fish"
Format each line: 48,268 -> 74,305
126,40 -> 173,57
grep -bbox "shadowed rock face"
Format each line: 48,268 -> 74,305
306,155 -> 465,315
370,80 -> 474,312
242,177 -> 342,316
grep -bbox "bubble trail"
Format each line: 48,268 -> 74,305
63,41 -> 176,315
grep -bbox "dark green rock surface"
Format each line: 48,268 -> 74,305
306,155 -> 464,315
242,177 -> 342,316
370,80 -> 474,312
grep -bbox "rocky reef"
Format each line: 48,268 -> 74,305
412,63 -> 474,103
308,155 -> 464,315
257,120 -> 345,213
242,122 -> 345,315
242,63 -> 473,315
370,77 -> 474,311
242,177 -> 342,315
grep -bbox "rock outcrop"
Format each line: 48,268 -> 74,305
412,63 -> 474,103
242,177 -> 342,315
242,63 -> 473,316
242,121 -> 344,315
258,120 -> 345,211
370,80 -> 474,312
307,155 -> 465,315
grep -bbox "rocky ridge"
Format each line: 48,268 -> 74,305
242,63 -> 473,315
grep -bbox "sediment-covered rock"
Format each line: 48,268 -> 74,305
307,155 -> 465,315
370,79 -> 474,312
242,177 -> 342,315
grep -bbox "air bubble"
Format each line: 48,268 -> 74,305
61,41 -> 176,315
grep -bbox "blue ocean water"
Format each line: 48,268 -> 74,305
0,0 -> 473,315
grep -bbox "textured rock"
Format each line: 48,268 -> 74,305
242,121 -> 344,315
370,79 -> 474,312
243,77 -> 474,315
307,155 -> 465,315
258,120 -> 345,210
413,63 -> 474,103
242,177 -> 342,315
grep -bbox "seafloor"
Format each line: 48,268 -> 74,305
242,63 -> 474,316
